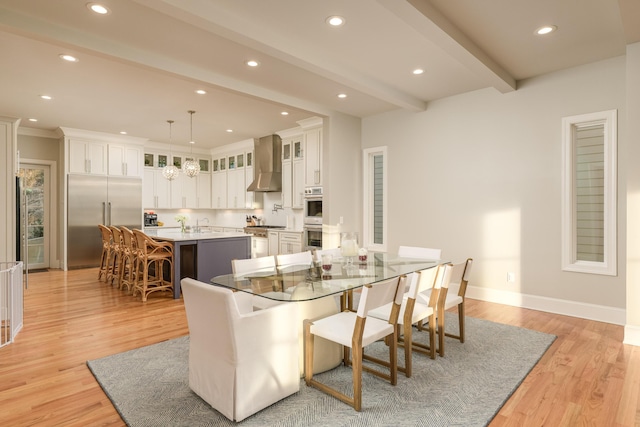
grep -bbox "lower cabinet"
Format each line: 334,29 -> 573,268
279,232 -> 302,255
268,231 -> 279,256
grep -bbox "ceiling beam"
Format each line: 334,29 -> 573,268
380,0 -> 516,94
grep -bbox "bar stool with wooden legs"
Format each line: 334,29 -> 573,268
118,226 -> 138,293
108,226 -> 124,287
132,229 -> 174,302
97,224 -> 112,282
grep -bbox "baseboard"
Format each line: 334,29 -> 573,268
466,285 -> 626,326
623,325 -> 640,346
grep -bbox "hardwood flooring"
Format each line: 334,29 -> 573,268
0,268 -> 638,426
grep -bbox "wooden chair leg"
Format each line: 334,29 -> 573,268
458,302 -> 465,342
351,344 -> 363,411
438,309 -> 445,357
403,323 -> 412,378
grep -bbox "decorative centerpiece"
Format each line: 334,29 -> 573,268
340,232 -> 359,266
175,214 -> 189,233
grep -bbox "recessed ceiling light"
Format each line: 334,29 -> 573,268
226,129 -> 233,133
337,93 -> 347,99
195,89 -> 206,95
326,16 -> 345,26
412,68 -> 424,75
28,118 -> 38,122
87,3 -> 110,15
40,95 -> 52,100
120,131 -> 127,135
536,25 -> 557,35
281,111 -> 289,116
246,60 -> 259,67
59,54 -> 79,62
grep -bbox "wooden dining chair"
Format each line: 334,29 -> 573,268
232,256 -> 287,310
418,259 -> 473,348
312,247 -> 341,263
368,264 -> 451,377
275,251 -> 313,270
304,275 -> 407,411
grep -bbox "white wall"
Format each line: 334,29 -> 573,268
625,42 -> 640,344
362,56 -> 627,320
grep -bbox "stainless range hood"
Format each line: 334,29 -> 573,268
247,134 -> 282,192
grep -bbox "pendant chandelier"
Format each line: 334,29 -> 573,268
182,110 -> 200,178
161,119 -> 180,180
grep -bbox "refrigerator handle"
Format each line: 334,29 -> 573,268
108,202 -> 112,226
102,202 -> 106,225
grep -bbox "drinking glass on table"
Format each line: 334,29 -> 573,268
321,254 -> 333,272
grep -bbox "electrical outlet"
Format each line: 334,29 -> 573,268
507,272 -> 515,283
339,216 -> 344,224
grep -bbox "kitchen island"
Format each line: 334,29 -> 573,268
144,228 -> 250,299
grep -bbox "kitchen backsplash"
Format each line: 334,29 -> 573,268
147,192 -> 303,229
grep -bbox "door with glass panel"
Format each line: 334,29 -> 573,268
19,164 -> 50,270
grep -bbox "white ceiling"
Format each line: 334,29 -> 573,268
0,0 -> 638,150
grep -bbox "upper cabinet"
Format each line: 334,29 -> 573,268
281,134 -> 304,209
304,126 -> 322,187
108,143 -> 142,177
62,128 -> 145,178
68,138 -> 107,175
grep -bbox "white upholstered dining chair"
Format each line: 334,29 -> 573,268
181,278 -> 299,422
304,275 -> 407,411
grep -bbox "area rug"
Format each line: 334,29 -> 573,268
87,314 -> 555,426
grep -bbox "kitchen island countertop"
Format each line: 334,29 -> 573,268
144,228 -> 247,242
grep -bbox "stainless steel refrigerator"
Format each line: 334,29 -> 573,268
67,175 -> 142,269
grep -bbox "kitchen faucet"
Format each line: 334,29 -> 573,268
272,203 -> 283,213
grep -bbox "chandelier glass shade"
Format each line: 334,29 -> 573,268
182,110 -> 200,178
162,119 -> 180,181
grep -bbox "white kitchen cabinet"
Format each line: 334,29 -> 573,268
212,157 -> 227,209
227,168 -> 246,208
282,136 -> 304,209
304,127 -> 322,187
279,231 -> 303,255
268,231 -> 279,256
252,236 -> 269,258
68,139 -> 107,175
143,169 -> 170,209
244,150 -> 259,208
196,173 -> 211,208
171,173 -> 197,208
108,144 -> 142,177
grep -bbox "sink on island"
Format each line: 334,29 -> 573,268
144,228 -> 251,299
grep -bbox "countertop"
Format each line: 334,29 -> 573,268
144,228 -> 249,242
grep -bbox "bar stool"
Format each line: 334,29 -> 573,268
118,226 -> 138,293
97,224 -> 112,282
108,226 -> 124,287
132,229 -> 174,302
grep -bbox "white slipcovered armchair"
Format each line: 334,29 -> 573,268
181,278 -> 300,422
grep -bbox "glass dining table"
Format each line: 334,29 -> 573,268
210,252 -> 444,376
210,252 -> 443,310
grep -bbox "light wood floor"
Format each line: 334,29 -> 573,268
0,268 -> 638,426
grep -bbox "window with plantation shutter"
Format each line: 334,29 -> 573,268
363,147 -> 387,251
562,110 -> 617,276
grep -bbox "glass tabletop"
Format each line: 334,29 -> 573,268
210,253 -> 443,302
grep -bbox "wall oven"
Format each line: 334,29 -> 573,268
304,187 -> 323,226
304,187 -> 323,249
304,225 -> 322,250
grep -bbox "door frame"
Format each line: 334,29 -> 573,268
20,159 -> 58,269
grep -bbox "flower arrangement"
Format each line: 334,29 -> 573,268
175,214 -> 189,232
